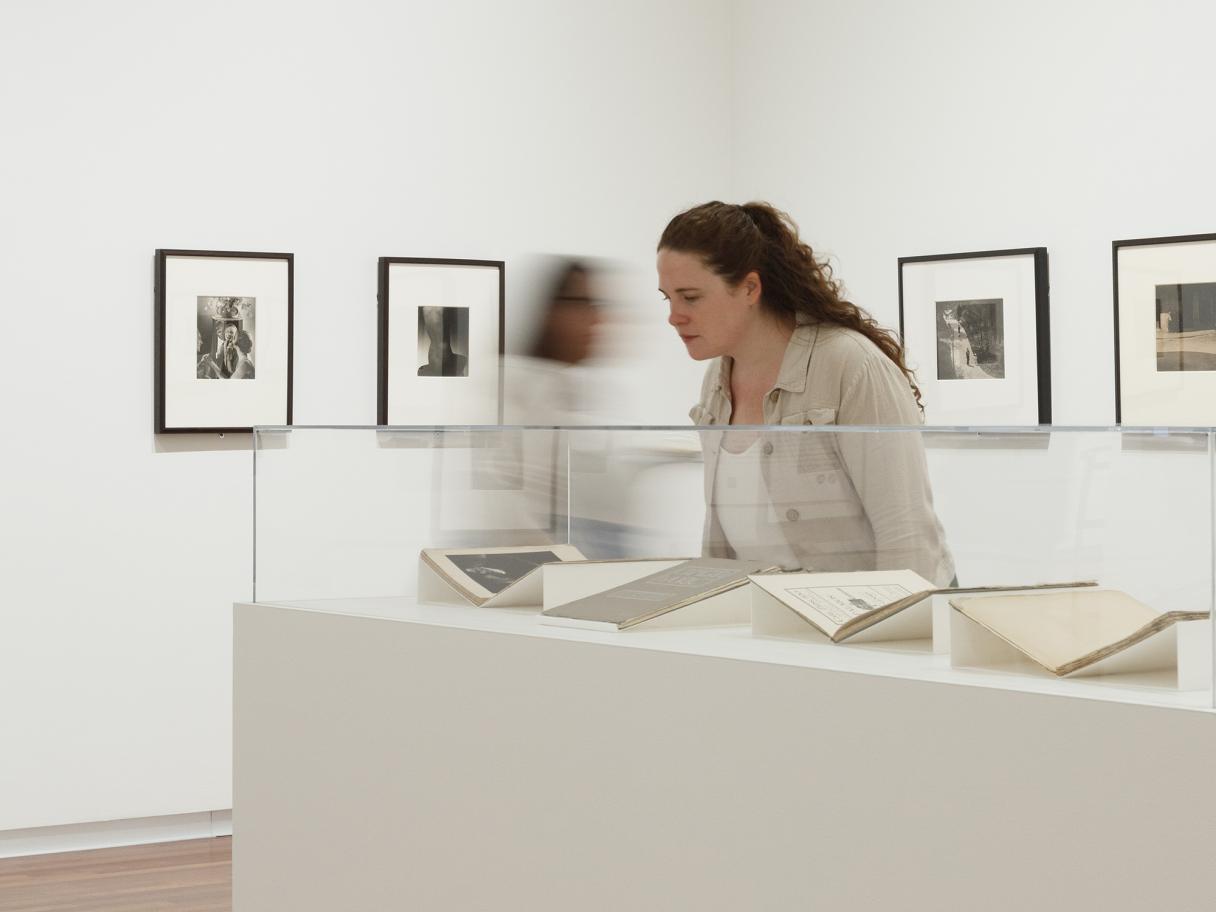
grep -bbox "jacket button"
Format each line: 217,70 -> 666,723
762,442 -> 774,455
769,390 -> 779,402
785,508 -> 800,521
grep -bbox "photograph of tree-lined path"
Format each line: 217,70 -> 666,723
936,298 -> 1005,380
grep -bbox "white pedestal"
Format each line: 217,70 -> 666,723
235,598 -> 1216,912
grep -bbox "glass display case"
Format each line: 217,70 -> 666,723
251,424 -> 1216,710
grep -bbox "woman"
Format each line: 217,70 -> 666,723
504,260 -> 603,424
657,201 -> 955,585
230,329 -> 256,379
500,260 -> 632,555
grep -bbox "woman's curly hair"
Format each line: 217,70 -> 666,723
658,201 -> 921,409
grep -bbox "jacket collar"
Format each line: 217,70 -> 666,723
712,314 -> 819,395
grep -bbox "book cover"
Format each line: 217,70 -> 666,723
540,557 -> 775,630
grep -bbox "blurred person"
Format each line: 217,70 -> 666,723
503,260 -> 603,424
658,201 -> 955,584
497,259 -> 644,556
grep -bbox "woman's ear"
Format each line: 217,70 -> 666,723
742,271 -> 762,306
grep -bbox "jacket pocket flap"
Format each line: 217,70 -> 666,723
780,407 -> 837,426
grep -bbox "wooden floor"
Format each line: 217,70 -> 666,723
0,838 -> 231,911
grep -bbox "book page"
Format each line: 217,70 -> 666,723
951,589 -> 1163,674
785,584 -> 914,638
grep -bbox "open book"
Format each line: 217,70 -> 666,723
950,588 -> 1209,676
420,544 -> 586,607
540,557 -> 776,631
749,570 -> 1096,643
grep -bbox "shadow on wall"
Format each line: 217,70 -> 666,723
153,433 -> 255,454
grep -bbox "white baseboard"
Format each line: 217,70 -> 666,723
211,808 -> 233,836
0,809 -> 232,858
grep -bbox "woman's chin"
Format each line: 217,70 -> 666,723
685,341 -> 718,361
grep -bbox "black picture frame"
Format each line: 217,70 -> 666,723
154,248 -> 294,434
898,247 -> 1051,425
377,256 -> 505,426
1112,232 -> 1216,425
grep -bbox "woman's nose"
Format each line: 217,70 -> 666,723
667,305 -> 689,327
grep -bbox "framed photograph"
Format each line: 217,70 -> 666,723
155,249 -> 293,433
377,257 -> 504,425
1113,233 -> 1216,425
899,247 -> 1050,426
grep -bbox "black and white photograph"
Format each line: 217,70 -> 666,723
447,549 -> 559,594
378,257 -> 504,424
1115,233 -> 1216,424
417,305 -> 469,377
197,296 -> 256,380
899,247 -> 1050,425
1154,282 -> 1216,371
155,249 -> 293,433
935,298 -> 1005,380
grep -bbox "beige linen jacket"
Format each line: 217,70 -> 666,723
689,318 -> 956,586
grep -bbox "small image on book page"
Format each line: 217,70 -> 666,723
787,584 -> 912,628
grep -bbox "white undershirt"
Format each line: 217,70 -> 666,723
713,437 -> 800,569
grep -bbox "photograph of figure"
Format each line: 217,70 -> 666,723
196,296 -> 256,380
1155,282 -> 1216,371
935,298 -> 1004,380
446,550 -> 559,594
417,305 -> 470,377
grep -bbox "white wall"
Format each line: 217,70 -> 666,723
0,0 -> 731,832
8,0 -> 1214,839
732,0 -> 1216,424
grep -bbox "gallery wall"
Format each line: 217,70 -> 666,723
7,0 -> 1215,843
0,0 -> 730,833
731,0 -> 1216,425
